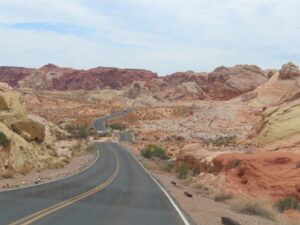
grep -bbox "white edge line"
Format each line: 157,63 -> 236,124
0,146 -> 100,193
119,143 -> 191,225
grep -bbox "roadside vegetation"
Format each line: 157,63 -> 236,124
62,124 -> 108,140
108,123 -> 127,131
176,163 -> 188,179
232,197 -> 276,221
273,196 -> 300,212
141,144 -> 168,160
214,192 -> 233,202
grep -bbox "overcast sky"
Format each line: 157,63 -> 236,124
0,0 -> 299,75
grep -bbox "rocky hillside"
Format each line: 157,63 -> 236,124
125,65 -> 268,101
0,64 -> 158,90
0,64 -> 268,100
0,83 -> 67,176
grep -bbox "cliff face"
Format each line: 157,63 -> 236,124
0,64 -> 158,90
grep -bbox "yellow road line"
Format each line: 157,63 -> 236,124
9,144 -> 120,225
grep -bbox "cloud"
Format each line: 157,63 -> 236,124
0,0 -> 299,74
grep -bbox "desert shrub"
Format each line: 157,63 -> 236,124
296,162 -> 300,169
176,163 -> 188,179
86,144 -> 97,153
214,192 -> 233,202
232,197 -> 276,221
109,123 -> 127,131
141,144 -> 167,160
152,146 -> 167,159
164,163 -> 175,172
65,124 -> 96,139
72,143 -> 82,150
273,197 -> 300,212
141,147 -> 153,159
193,167 -> 201,176
78,126 -> 89,138
98,132 -> 111,137
0,132 -> 10,148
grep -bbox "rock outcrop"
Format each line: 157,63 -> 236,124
256,103 -> 300,145
206,65 -> 268,100
129,65 -> 268,101
279,62 -> 300,80
11,120 -> 45,143
177,146 -> 300,201
0,66 -> 33,87
0,88 -> 66,175
213,152 -> 300,201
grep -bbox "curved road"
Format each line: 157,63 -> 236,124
0,109 -> 196,225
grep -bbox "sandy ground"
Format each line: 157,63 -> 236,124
0,153 -> 96,190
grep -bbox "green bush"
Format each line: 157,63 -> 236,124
140,145 -> 167,159
109,123 -> 127,131
0,132 -> 10,148
177,163 -> 188,179
78,126 -> 89,138
64,124 -> 97,139
98,132 -> 111,137
141,147 -> 153,159
273,197 -> 300,212
152,146 -> 167,159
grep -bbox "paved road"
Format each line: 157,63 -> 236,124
92,109 -> 133,132
0,109 -> 196,225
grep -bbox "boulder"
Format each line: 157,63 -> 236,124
279,62 -> 300,80
11,119 -> 45,143
221,217 -> 241,225
0,91 -> 25,114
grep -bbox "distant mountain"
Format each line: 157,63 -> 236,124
0,63 -> 270,100
0,64 -> 158,90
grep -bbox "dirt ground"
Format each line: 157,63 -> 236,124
0,153 -> 96,190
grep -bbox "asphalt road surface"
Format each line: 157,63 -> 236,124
0,109 -> 196,225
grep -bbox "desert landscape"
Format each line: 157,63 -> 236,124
0,62 -> 300,224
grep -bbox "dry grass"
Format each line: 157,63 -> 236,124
232,197 -> 277,221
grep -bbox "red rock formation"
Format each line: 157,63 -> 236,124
213,152 -> 300,201
0,66 -> 33,87
0,64 -> 158,90
0,64 -> 267,100
206,65 -> 268,100
279,62 -> 300,80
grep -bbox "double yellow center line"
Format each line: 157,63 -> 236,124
9,144 -> 120,225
